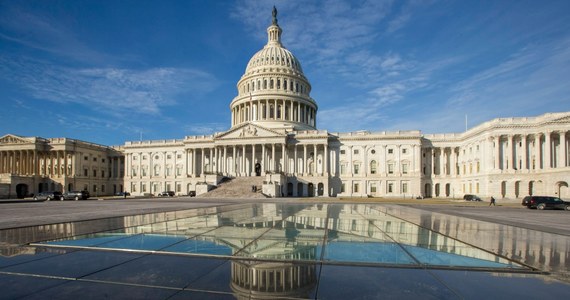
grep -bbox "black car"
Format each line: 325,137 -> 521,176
521,196 -> 570,210
188,191 -> 196,197
60,191 -> 90,201
115,192 -> 130,196
33,191 -> 63,201
463,194 -> 482,201
158,191 -> 175,197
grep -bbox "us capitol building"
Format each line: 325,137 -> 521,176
1,9 -> 569,200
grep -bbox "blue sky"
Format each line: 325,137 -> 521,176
1,0 -> 569,146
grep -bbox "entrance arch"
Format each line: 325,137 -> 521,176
529,181 -> 535,196
308,183 -> 314,197
501,181 -> 507,198
317,183 -> 324,196
287,182 -> 293,196
68,183 -> 73,192
16,184 -> 28,198
514,181 -> 521,198
297,183 -> 303,197
557,181 -> 569,198
434,183 -> 440,197
255,163 -> 261,176
445,183 -> 450,197
424,183 -> 431,198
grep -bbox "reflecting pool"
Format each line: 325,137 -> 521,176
1,203 -> 569,299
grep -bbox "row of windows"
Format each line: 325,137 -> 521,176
340,148 -> 409,155
83,156 -> 107,163
132,154 -> 183,161
130,182 -> 183,193
241,77 -> 308,95
341,181 -> 409,194
132,166 -> 184,177
251,54 -> 299,69
340,161 -> 409,175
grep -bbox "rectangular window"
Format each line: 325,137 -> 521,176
93,185 -> 97,192
341,184 -> 345,193
93,170 -> 97,177
101,185 -> 105,192
101,170 -> 105,178
402,148 -> 407,154
142,156 -> 147,160
132,168 -> 137,176
84,156 -> 88,160
176,183 -> 181,192
388,163 -> 394,174
131,183 -> 136,192
177,154 -> 182,159
340,163 -> 346,175
340,150 -> 345,154
133,156 -> 137,161
84,168 -> 88,176
93,157 -> 97,162
142,183 -> 147,192
354,149 -> 359,154
388,149 -> 393,154
354,164 -> 359,175
402,164 -> 408,174
354,183 -> 359,193
167,155 -> 172,159
388,182 -> 394,193
402,182 -> 408,193
370,183 -> 377,193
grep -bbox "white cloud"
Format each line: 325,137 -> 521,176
0,56 -> 219,115
183,123 -> 227,135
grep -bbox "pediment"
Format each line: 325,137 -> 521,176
215,123 -> 286,141
0,134 -> 32,145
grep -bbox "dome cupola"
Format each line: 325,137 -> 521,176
230,7 -> 318,131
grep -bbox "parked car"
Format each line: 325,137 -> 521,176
521,196 -> 570,210
115,192 -> 130,196
158,191 -> 175,197
188,191 -> 196,197
33,191 -> 63,201
60,191 -> 90,201
463,194 -> 482,201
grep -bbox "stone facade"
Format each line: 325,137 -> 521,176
0,135 -> 124,198
1,10 -> 569,199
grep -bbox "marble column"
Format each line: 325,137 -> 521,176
545,132 -> 552,169
522,135 -> 528,170
559,131 -> 566,168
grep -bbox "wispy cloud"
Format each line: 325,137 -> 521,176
0,4 -> 109,63
183,123 -> 227,135
0,56 -> 219,116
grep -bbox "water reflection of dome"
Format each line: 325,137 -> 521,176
230,260 -> 317,299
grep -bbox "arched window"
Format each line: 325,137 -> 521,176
277,105 -> 281,119
270,79 -> 274,89
370,160 -> 377,174
263,79 -> 267,89
262,104 -> 267,119
269,105 -> 274,118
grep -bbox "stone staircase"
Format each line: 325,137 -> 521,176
198,176 -> 268,198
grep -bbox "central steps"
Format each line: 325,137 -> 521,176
197,176 -> 268,198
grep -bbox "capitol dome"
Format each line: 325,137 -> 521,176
230,7 -> 318,131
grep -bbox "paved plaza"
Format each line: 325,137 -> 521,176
1,198 -> 569,299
